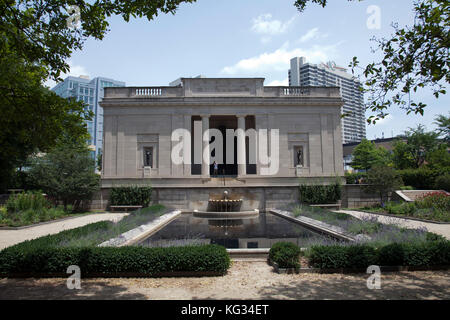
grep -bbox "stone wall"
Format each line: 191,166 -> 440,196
341,184 -> 382,208
89,184 -> 384,211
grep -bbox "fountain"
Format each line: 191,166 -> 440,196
193,191 -> 259,219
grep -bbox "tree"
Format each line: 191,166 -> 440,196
1,0 -> 196,81
28,137 -> 100,210
0,51 -> 90,191
294,0 -> 449,123
0,0 -> 195,189
434,113 -> 450,143
364,165 -> 403,205
351,139 -> 391,171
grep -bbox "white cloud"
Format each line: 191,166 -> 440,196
221,42 -> 340,75
298,27 -> 328,43
267,78 -> 289,86
44,61 -> 90,89
251,14 -> 295,36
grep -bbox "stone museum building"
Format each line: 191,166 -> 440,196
99,78 -> 344,210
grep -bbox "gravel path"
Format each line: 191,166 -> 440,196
0,213 -> 128,250
0,262 -> 448,300
337,210 -> 450,240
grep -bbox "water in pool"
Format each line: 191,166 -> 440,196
137,211 -> 340,249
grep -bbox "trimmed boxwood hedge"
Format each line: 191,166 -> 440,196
269,242 -> 302,270
308,241 -> 450,269
0,244 -> 231,277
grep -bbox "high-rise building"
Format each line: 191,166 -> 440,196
52,76 -> 125,159
289,57 -> 366,144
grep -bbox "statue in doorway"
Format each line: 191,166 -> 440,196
296,148 -> 303,167
145,149 -> 152,167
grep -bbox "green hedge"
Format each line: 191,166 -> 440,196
110,186 -> 152,206
269,242 -> 302,270
434,174 -> 450,191
396,168 -> 449,190
308,241 -> 450,269
299,183 -> 341,204
0,244 -> 231,277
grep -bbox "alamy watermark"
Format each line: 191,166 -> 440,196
366,265 -> 381,290
66,265 -> 81,290
366,5 -> 381,30
66,5 -> 81,30
171,123 -> 280,175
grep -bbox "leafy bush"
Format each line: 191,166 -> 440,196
308,241 -> 450,269
385,202 -> 417,215
6,191 -> 50,213
434,174 -> 450,191
377,243 -> 405,266
0,244 -> 231,277
269,242 -> 302,270
110,186 -> 152,206
416,192 -> 450,212
345,172 -> 367,184
299,182 -> 341,204
397,168 -> 443,190
308,245 -> 376,269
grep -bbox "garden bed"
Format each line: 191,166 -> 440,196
268,241 -> 450,274
282,205 -> 445,246
351,209 -> 450,225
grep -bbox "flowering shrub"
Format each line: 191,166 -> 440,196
416,192 -> 450,212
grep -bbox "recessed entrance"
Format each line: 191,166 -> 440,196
191,115 -> 256,176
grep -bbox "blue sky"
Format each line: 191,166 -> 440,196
53,0 -> 449,140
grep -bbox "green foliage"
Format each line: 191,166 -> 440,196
392,125 -> 445,170
269,242 -> 302,270
6,191 -> 50,213
351,139 -> 392,171
345,172 -> 367,184
434,113 -> 450,143
397,168 -> 444,190
0,245 -> 230,277
364,165 -> 403,204
384,202 -> 417,215
308,241 -> 450,269
0,0 -> 196,191
27,138 -> 100,210
434,174 -> 450,192
308,245 -> 377,269
299,182 -> 341,204
295,0 -> 449,123
416,192 -> 450,212
110,186 -> 153,206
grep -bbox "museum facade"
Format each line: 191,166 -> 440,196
99,78 -> 344,210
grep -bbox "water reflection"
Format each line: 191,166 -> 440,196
137,212 -> 341,249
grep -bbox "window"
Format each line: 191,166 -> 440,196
144,147 -> 153,167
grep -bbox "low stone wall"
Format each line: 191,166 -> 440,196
88,184 -> 385,211
341,184 -> 383,208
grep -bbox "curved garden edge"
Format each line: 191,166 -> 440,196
1,271 -> 226,279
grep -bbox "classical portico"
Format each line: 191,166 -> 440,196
100,78 -> 344,205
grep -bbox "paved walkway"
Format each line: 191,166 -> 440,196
0,262 -> 448,299
0,213 -> 128,250
337,210 -> 450,240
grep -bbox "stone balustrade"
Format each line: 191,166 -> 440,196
104,85 -> 340,99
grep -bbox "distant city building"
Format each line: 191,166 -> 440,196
52,76 -> 125,159
169,74 -> 206,87
289,57 -> 366,144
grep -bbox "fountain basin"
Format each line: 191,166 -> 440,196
193,209 -> 259,220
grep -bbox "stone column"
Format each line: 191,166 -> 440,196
237,114 -> 246,177
201,115 -> 210,177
